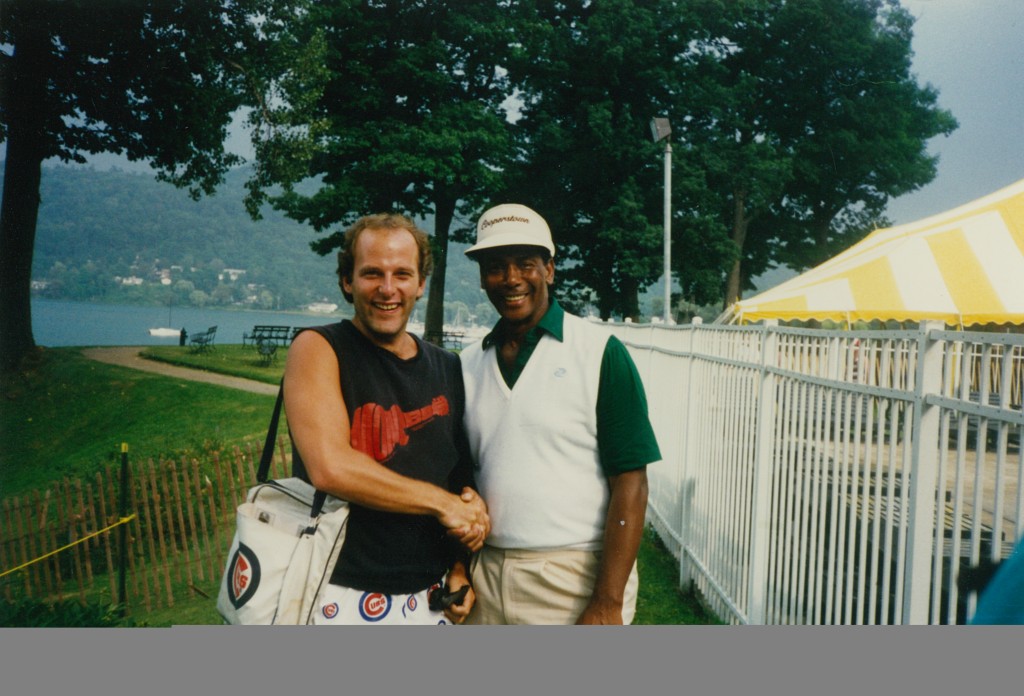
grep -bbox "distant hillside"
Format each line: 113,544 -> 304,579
3,163 -> 493,317
10,163 -> 718,322
17,164 -> 340,310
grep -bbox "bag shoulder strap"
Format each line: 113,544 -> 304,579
257,381 -> 284,484
257,380 -> 328,517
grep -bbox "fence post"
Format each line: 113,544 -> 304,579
902,321 -> 945,624
746,320 -> 778,624
118,442 -> 129,616
679,317 -> 702,586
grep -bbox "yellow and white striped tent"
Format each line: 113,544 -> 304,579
726,177 -> 1024,328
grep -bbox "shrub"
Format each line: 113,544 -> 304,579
0,597 -> 132,627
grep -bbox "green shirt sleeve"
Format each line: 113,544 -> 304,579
596,335 -> 662,476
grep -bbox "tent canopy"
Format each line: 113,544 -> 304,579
726,178 -> 1024,327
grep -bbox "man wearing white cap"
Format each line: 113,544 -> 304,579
460,203 -> 661,624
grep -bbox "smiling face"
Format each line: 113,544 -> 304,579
477,245 -> 555,331
343,226 -> 425,352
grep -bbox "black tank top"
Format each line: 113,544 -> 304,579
290,321 -> 474,594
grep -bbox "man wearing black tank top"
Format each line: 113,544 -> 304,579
284,213 -> 489,625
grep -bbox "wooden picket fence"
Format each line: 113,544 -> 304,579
0,437 -> 292,615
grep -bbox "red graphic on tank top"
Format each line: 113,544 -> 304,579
350,396 -> 449,461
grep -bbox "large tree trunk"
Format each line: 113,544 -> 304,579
424,195 -> 455,346
621,275 -> 640,322
723,189 -> 750,309
597,290 -> 614,321
0,28 -> 49,372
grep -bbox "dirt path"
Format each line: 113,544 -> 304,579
81,346 -> 279,396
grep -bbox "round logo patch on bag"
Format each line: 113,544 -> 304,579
227,542 -> 261,609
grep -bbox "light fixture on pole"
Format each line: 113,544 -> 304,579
650,117 -> 672,323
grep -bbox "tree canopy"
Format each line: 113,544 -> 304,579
683,0 -> 956,308
243,0 -> 516,342
1,0 -> 268,370
499,0 -> 701,319
1,0 -> 958,372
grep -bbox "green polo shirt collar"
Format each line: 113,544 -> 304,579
482,298 -> 564,388
482,298 -> 565,349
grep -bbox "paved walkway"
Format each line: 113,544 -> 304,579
81,346 -> 279,396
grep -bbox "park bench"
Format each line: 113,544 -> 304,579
243,325 -> 291,348
189,325 -> 218,353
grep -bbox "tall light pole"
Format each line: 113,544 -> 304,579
650,117 -> 672,323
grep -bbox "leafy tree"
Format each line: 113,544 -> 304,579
762,0 -> 957,273
190,290 -> 210,308
173,280 -> 196,303
0,0 -> 269,370
257,289 -> 275,310
211,284 -> 235,306
243,0 -> 516,342
656,144 -> 740,309
682,0 -> 796,309
688,0 -> 956,307
502,0 -> 703,320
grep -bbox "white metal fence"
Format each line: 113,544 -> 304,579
610,319 -> 1024,624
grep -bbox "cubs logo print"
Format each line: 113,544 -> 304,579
402,594 -> 418,618
227,542 -> 260,609
322,602 -> 339,620
359,592 -> 392,622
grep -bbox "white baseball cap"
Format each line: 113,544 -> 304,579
465,203 -> 555,258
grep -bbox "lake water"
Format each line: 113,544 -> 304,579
30,298 -> 488,347
31,298 -> 349,347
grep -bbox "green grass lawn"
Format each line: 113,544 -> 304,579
1,347 -> 277,497
141,344 -> 286,384
635,528 -> 720,625
2,346 -> 717,625
128,526 -> 719,627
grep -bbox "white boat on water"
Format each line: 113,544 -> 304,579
149,299 -> 183,337
148,327 -> 181,337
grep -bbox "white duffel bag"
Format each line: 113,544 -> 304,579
216,384 -> 349,625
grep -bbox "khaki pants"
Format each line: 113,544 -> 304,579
465,546 -> 638,625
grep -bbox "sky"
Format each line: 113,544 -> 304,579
883,0 -> 1024,225
34,1 -> 1024,230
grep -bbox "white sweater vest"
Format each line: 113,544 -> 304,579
461,313 -> 612,550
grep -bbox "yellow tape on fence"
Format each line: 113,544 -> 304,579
0,514 -> 137,579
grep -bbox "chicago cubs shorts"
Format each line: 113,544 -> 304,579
311,580 -> 452,625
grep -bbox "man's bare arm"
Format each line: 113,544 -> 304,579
284,331 -> 488,548
576,468 -> 648,625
